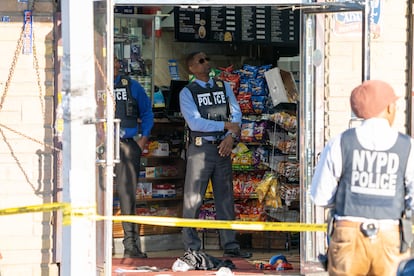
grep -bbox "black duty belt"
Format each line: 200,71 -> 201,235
190,136 -> 221,145
120,138 -> 135,142
202,139 -> 221,145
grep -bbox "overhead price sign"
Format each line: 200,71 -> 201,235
174,6 -> 299,47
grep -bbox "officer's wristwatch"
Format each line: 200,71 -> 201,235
230,132 -> 239,141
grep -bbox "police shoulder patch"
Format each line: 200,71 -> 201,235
121,78 -> 129,86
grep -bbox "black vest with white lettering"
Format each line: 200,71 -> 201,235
114,76 -> 139,128
187,80 -> 229,137
335,128 -> 410,219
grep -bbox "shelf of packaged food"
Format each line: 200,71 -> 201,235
153,117 -> 185,124
204,194 -> 258,200
138,176 -> 183,181
232,166 -> 269,172
141,155 -> 183,161
136,196 -> 183,202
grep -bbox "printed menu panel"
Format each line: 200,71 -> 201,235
174,7 -> 210,42
239,6 -> 268,42
210,6 -> 237,42
269,7 -> 299,44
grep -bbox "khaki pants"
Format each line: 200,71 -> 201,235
328,222 -> 410,276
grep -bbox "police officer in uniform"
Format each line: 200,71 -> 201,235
311,80 -> 414,275
179,51 -> 252,258
114,56 -> 154,258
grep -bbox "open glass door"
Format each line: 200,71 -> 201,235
299,1 -> 371,274
93,0 -> 114,274
91,0 -> 372,275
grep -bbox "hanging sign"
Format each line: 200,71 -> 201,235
240,6 -> 268,43
174,6 -> 299,47
210,6 -> 237,42
174,7 -> 210,42
23,10 -> 33,55
333,0 -> 382,38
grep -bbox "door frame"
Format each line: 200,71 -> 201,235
99,1 -> 371,274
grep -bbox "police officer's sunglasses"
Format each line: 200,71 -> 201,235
197,57 -> 210,64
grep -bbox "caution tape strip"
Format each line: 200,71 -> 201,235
0,203 -> 327,232
0,203 -> 96,226
106,215 -> 327,232
11,203 -> 414,233
0,202 -> 70,216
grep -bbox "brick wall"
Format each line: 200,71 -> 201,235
0,1 -> 410,275
0,1 -> 57,275
323,1 -> 410,139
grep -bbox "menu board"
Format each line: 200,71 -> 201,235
269,7 -> 299,44
240,6 -> 267,42
174,7 -> 210,42
210,6 -> 237,42
174,6 -> 299,46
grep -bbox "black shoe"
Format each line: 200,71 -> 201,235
123,248 -> 148,258
223,248 -> 252,258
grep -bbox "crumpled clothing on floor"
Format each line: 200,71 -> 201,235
115,266 -> 168,273
174,249 -> 236,271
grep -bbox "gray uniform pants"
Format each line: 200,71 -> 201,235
182,142 -> 239,251
115,139 -> 142,250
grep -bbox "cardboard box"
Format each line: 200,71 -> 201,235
265,67 -> 298,106
280,69 -> 298,103
137,182 -> 152,199
251,232 -> 299,250
152,142 -> 169,156
152,184 -> 176,198
198,231 -> 221,250
145,167 -> 163,178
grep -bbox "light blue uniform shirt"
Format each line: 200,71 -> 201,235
310,118 -> 414,220
179,78 -> 242,140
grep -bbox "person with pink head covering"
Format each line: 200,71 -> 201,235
311,80 -> 414,275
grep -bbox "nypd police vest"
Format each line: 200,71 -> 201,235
114,76 -> 139,128
187,80 -> 229,137
335,128 -> 411,220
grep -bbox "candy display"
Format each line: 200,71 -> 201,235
218,65 -> 240,95
233,171 -> 265,197
277,161 -> 299,182
279,183 -> 299,206
269,111 -> 297,132
216,63 -> 272,115
198,63 -> 299,224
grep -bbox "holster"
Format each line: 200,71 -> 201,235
400,217 -> 413,253
319,209 -> 335,271
126,99 -> 138,117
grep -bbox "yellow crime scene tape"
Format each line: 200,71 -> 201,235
0,202 -> 97,226
0,202 -> 326,232
0,202 -> 360,233
109,215 -> 327,232
0,202 -> 71,216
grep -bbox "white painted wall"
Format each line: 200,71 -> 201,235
0,1 -> 58,275
323,0 -> 409,139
